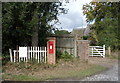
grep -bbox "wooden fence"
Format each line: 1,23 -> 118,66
89,45 -> 105,58
9,46 -> 47,63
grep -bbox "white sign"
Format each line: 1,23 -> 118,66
19,47 -> 27,57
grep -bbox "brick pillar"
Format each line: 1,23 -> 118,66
47,37 -> 56,64
77,40 -> 90,61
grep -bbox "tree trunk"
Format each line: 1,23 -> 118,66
31,9 -> 39,46
108,46 -> 111,56
32,27 -> 38,46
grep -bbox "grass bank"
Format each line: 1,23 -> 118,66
107,55 -> 120,60
2,59 -> 107,81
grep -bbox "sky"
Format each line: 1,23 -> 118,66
56,0 -> 92,32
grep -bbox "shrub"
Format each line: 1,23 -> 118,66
2,54 -> 10,65
61,51 -> 74,60
56,50 -> 62,60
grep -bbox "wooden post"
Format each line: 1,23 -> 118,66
9,49 -> 13,62
40,47 -> 41,62
103,45 -> 105,58
16,45 -> 18,61
13,50 -> 16,62
45,47 -> 47,63
108,46 -> 111,56
92,47 -> 93,56
38,47 -> 40,63
74,34 -> 77,57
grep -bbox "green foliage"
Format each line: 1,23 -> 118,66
107,55 -> 120,60
2,54 -> 10,65
2,2 -> 67,55
56,50 -> 74,61
83,2 -> 119,50
83,36 -> 90,40
54,29 -> 70,35
3,74 -> 40,81
61,51 -> 74,60
56,50 -> 62,60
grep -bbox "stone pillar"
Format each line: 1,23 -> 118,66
47,37 -> 56,64
77,40 -> 90,61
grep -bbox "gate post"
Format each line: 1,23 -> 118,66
47,37 -> 56,64
77,40 -> 90,62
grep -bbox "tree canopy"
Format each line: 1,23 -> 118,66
54,29 -> 70,35
83,2 -> 119,50
2,2 -> 67,54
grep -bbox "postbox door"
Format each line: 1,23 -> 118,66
48,41 -> 54,54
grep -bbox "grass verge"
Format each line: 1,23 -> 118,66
2,59 -> 107,81
44,64 -> 107,80
107,55 -> 120,60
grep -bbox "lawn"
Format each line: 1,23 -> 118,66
2,58 -> 107,81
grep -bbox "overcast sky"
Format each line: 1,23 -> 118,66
56,0 -> 92,32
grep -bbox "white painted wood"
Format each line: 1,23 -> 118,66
31,47 -> 32,60
13,50 -> 16,62
92,50 -> 104,52
32,47 -> 33,58
103,45 -> 105,58
11,46 -> 47,63
92,47 -> 93,56
45,47 -> 46,63
9,49 -> 13,62
40,47 -> 41,62
19,47 -> 27,58
89,45 -> 105,58
36,47 -> 38,61
38,47 -> 39,63
43,47 -> 44,62
92,53 -> 103,54
89,55 -> 103,56
89,46 -> 103,48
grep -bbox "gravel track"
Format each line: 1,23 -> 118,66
81,64 -> 118,81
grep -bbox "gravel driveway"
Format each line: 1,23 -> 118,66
81,64 -> 118,81
81,57 -> 119,81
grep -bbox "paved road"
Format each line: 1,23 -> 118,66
81,64 -> 118,81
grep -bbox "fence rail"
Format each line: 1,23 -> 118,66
89,45 -> 105,58
10,46 -> 47,63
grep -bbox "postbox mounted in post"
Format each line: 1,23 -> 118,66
48,41 -> 54,54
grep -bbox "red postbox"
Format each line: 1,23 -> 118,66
47,37 -> 56,64
48,41 -> 54,54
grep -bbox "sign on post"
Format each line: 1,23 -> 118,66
19,47 -> 27,58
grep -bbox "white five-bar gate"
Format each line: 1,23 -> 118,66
9,46 -> 47,63
89,45 -> 105,58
